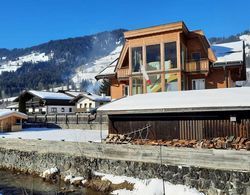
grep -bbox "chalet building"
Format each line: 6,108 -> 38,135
0,109 -> 27,132
98,87 -> 250,140
96,21 -> 246,99
14,90 -> 75,115
71,93 -> 111,113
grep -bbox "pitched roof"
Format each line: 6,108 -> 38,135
14,90 -> 73,102
212,41 -> 244,66
0,109 -> 28,120
98,87 -> 250,114
28,90 -> 73,100
71,93 -> 111,103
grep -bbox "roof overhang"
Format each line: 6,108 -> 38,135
124,21 -> 189,39
99,106 -> 250,115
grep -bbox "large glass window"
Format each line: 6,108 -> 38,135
132,47 -> 142,72
146,44 -> 161,71
132,77 -> 143,95
147,74 -> 162,93
165,73 -> 178,91
164,42 -> 177,70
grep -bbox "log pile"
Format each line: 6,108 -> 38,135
104,134 -> 250,150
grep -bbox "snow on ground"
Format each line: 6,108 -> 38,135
0,128 -> 108,142
95,172 -> 203,195
0,51 -> 53,75
72,45 -> 122,87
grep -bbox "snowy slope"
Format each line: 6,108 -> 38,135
0,51 -> 53,74
72,45 -> 122,87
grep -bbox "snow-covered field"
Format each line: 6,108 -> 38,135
0,128 -> 108,142
0,52 -> 53,74
72,45 -> 122,87
95,172 -> 203,195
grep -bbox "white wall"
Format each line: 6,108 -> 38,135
76,97 -> 102,112
47,105 -> 76,114
27,105 -> 76,114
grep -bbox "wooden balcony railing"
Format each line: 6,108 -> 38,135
185,59 -> 209,72
117,68 -> 129,78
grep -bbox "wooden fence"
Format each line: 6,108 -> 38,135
27,114 -> 108,124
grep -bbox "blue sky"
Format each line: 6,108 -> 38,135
0,0 -> 249,49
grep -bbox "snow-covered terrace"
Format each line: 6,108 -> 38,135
98,87 -> 250,114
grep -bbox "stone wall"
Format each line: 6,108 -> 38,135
0,139 -> 249,195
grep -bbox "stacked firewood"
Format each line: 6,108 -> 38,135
131,136 -> 250,150
105,134 -> 132,144
104,134 -> 250,150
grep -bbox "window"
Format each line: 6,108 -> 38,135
146,44 -> 161,71
89,103 -> 92,108
122,85 -> 129,96
84,103 -> 87,108
165,42 -> 177,70
192,79 -> 205,90
147,74 -> 161,93
61,108 -> 65,112
69,108 -> 72,112
132,47 -> 142,72
192,52 -> 201,61
51,107 -> 57,113
132,77 -> 143,95
165,73 -> 178,91
79,104 -> 82,108
16,119 -> 21,125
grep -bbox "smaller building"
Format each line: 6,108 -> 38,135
0,109 -> 28,132
98,87 -> 250,140
71,93 -> 111,113
14,90 -> 76,115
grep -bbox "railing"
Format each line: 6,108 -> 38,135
117,68 -> 129,78
185,59 -> 209,72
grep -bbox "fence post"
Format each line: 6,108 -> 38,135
76,114 -> 78,124
65,114 -> 68,124
55,114 -> 57,124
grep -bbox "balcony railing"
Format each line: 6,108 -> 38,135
117,68 -> 129,78
185,59 -> 209,72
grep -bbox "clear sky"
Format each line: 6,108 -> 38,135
0,0 -> 250,49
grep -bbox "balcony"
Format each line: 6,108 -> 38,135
117,68 -> 129,78
185,59 -> 209,72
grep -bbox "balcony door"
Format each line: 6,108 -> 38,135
192,79 -> 205,90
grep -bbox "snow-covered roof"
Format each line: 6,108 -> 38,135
95,59 -> 118,79
0,109 -> 27,120
73,93 -> 111,103
62,91 -> 83,97
212,41 -> 244,66
0,96 -> 18,102
98,87 -> 250,114
83,93 -> 111,102
28,90 -> 73,100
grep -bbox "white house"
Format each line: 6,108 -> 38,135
71,93 -> 111,113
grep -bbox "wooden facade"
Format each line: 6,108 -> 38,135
0,112 -> 27,132
102,21 -> 246,99
108,111 -> 250,140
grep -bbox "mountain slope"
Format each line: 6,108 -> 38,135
0,29 -> 126,98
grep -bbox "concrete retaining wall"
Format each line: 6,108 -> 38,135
0,139 -> 249,194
